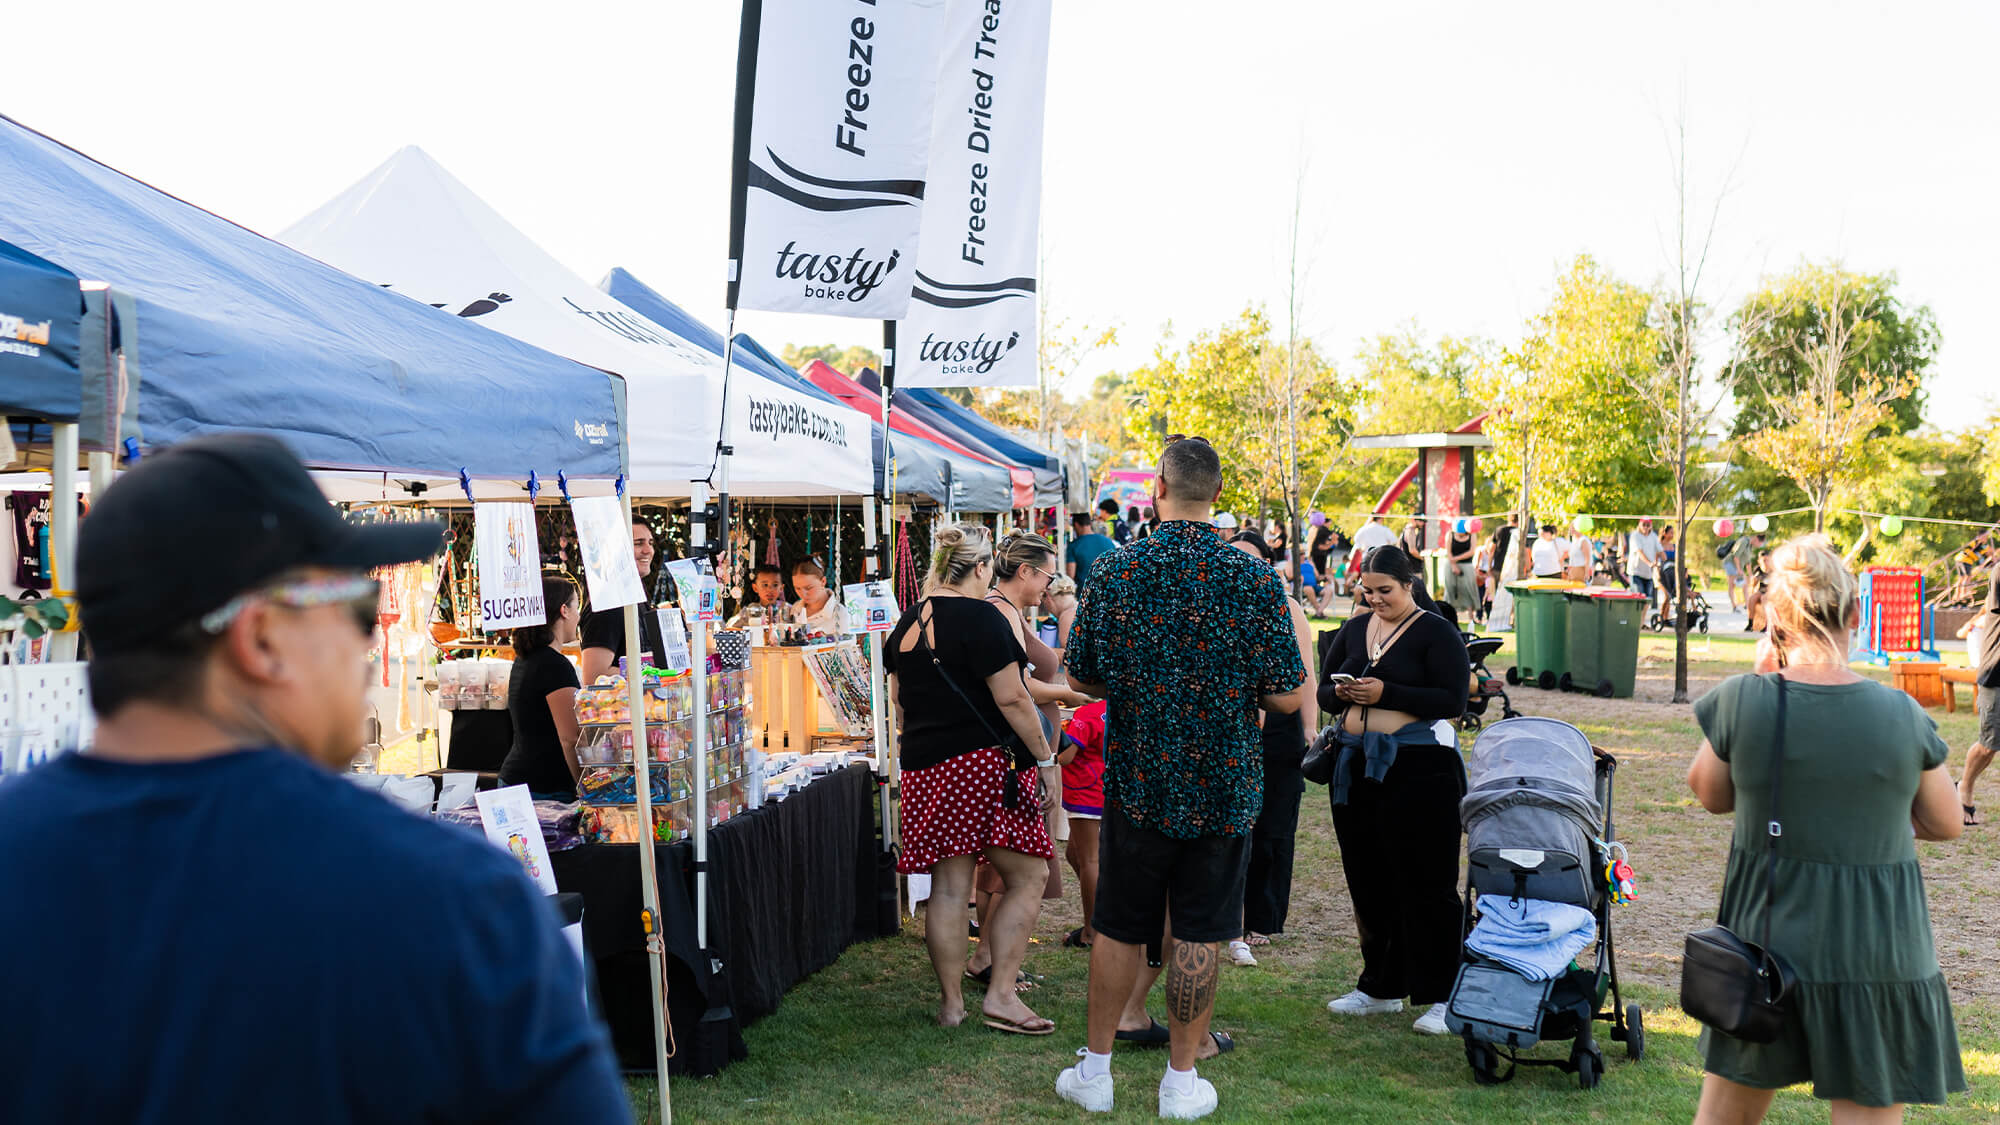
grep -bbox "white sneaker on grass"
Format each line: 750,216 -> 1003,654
1412,1003 -> 1450,1035
1227,939 -> 1257,966
1056,1051 -> 1114,1113
1326,990 -> 1403,1015
1157,1075 -> 1218,1120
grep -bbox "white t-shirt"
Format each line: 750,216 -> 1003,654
1353,521 -> 1397,555
1568,536 -> 1592,568
1628,531 -> 1661,579
1531,537 -> 1564,576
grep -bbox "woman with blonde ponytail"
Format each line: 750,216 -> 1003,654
886,523 -> 1061,1035
1685,535 -> 1966,1122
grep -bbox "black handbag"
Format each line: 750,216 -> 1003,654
1301,727 -> 1339,785
1680,675 -> 1798,1043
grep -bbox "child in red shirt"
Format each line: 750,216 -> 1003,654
1060,700 -> 1107,947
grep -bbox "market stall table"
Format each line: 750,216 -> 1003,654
550,762 -> 893,1075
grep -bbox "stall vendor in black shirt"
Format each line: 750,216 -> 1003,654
580,517 -> 667,683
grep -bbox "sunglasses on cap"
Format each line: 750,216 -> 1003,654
199,574 -> 382,637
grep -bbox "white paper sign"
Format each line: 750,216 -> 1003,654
474,502 -> 545,629
476,784 -> 558,894
843,580 -> 900,633
732,0 -> 951,319
897,0 -> 1053,387
656,607 -> 693,673
570,495 -> 646,612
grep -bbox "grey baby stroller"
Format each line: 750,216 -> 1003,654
1445,717 -> 1642,1089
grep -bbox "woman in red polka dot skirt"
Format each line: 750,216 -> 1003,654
886,523 -> 1060,1036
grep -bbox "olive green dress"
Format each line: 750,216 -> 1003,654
1694,673 -> 1966,1107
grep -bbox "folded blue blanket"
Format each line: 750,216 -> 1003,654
1464,894 -> 1596,981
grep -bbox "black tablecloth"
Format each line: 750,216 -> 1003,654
549,763 -> 895,1076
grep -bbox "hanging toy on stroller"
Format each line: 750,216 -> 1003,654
1444,718 -> 1643,1089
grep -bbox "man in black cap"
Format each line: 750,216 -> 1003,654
0,434 -> 630,1124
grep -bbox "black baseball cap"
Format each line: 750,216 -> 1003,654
77,433 -> 444,655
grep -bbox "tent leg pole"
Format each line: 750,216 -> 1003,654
622,492 -> 672,1125
48,424 -> 80,662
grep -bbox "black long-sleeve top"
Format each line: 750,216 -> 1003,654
1316,610 -> 1470,721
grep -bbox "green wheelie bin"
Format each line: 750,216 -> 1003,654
1562,589 -> 1648,698
1505,579 -> 1581,690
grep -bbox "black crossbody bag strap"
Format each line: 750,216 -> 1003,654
1758,675 -> 1787,955
913,600 -> 1039,808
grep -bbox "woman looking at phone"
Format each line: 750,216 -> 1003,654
1316,545 -> 1471,1036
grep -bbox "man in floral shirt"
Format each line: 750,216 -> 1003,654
1055,437 -> 1307,1120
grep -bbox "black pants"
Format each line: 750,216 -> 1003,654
1330,745 -> 1467,1005
1244,759 -> 1304,935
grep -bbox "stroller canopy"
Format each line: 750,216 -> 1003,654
1463,717 -> 1602,831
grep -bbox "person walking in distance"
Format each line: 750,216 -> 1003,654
0,435 -> 630,1124
1054,437 -> 1308,1120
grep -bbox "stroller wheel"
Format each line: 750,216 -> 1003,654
1573,1043 -> 1603,1090
1625,1005 -> 1645,1061
1460,713 -> 1483,734
1464,1035 -> 1502,1086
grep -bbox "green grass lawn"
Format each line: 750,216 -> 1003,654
633,628 -> 2000,1123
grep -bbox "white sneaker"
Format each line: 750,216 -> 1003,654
1157,1075 -> 1218,1120
1227,939 -> 1257,966
1056,1051 -> 1114,1113
1326,990 -> 1404,1015
1412,1003 -> 1450,1035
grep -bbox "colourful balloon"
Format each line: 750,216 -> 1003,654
1714,519 -> 1735,538
1469,518 -> 1484,535
1309,510 -> 1327,527
1574,515 -> 1595,533
1749,514 -> 1770,534
1880,515 -> 1904,537
1454,518 -> 1469,534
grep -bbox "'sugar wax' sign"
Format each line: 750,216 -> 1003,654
475,502 -> 545,628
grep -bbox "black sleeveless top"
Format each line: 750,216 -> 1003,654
1260,707 -> 1306,770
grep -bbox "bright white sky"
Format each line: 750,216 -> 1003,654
6,0 -> 1994,425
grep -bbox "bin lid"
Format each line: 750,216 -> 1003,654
1506,578 -> 1584,592
1564,588 -> 1649,601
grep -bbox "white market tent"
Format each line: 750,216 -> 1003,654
281,147 -> 875,499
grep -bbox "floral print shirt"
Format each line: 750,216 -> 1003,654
1066,520 -> 1305,838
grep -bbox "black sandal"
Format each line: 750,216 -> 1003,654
1114,1018 -> 1170,1046
1062,927 -> 1093,949
1966,804 -> 1980,827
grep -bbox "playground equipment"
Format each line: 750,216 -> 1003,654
1857,565 -> 1939,665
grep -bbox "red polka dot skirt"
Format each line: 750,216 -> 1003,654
897,746 -> 1054,874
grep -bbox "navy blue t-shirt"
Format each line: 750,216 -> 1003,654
0,748 -> 631,1125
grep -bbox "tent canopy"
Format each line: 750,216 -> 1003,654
283,147 -> 872,499
801,362 -> 1014,512
0,239 -> 83,422
860,373 -> 1063,504
0,117 -> 624,479
599,267 -> 996,509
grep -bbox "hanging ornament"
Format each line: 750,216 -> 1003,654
1574,515 -> 1595,533
1749,514 -> 1770,534
1309,511 -> 1327,527
1713,518 -> 1735,538
1469,517 -> 1484,535
1880,515 -> 1904,537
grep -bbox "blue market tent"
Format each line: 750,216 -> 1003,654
598,268 -> 1013,512
860,374 -> 1064,504
0,239 -> 83,422
0,115 -> 624,483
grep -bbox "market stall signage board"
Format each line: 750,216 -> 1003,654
569,495 -> 646,611
655,608 -> 693,673
476,784 -> 558,894
665,558 -> 721,623
474,502 -> 545,628
843,580 -> 899,633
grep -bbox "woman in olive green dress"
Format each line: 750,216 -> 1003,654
1686,535 -> 1965,1123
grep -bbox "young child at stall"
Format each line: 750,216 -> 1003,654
1060,700 -> 1108,949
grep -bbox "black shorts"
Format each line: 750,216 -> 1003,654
1091,809 -> 1250,945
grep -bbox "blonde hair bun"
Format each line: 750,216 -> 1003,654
927,523 -> 992,591
1762,534 -> 1857,654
